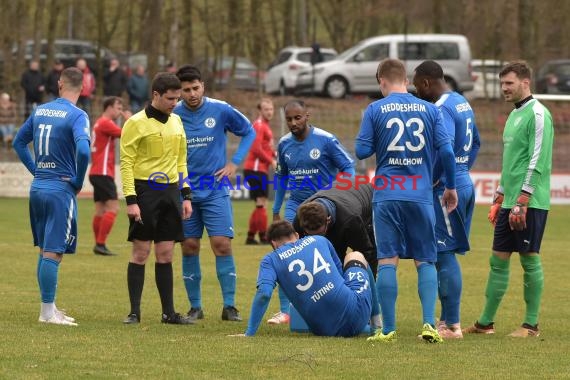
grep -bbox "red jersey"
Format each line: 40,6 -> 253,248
89,116 -> 122,177
244,117 -> 275,173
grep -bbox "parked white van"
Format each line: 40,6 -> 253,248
295,34 -> 474,98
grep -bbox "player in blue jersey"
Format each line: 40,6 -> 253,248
236,220 -> 372,337
413,60 -> 481,339
269,99 -> 355,325
174,65 -> 256,322
356,59 -> 458,343
13,67 -> 91,326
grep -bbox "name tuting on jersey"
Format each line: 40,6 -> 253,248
380,103 -> 427,113
277,236 -> 316,260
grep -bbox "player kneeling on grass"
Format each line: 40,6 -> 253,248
237,220 -> 372,337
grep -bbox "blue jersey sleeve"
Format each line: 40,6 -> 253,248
246,255 -> 277,336
72,113 -> 91,143
231,127 -> 255,165
469,122 -> 481,170
325,238 -> 343,274
438,142 -> 456,189
273,143 -> 289,214
223,104 -> 256,165
355,106 -> 375,160
71,139 -> 90,191
327,138 -> 355,174
13,116 -> 36,175
433,108 -> 451,149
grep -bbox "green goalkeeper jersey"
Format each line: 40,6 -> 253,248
500,98 -> 553,210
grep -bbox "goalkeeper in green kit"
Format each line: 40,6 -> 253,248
464,61 -> 553,338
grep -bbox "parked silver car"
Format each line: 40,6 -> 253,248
468,59 -> 503,99
264,46 -> 337,95
296,34 -> 474,98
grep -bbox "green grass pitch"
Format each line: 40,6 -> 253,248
0,198 -> 568,379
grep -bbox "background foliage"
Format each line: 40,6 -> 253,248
2,0 -> 570,97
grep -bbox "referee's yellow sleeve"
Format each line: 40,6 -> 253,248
178,127 -> 189,188
119,117 -> 140,198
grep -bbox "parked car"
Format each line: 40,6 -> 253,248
264,46 -> 337,95
535,59 -> 570,94
295,34 -> 474,99
16,39 -> 114,71
196,56 -> 264,91
469,59 -> 503,99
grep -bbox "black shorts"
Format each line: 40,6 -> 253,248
492,208 -> 548,253
128,180 -> 184,243
243,169 -> 269,199
89,175 -> 118,202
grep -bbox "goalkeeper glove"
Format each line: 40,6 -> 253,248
488,191 -> 504,226
509,192 -> 530,231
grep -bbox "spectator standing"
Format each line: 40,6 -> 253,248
20,60 -> 45,118
103,58 -> 128,97
243,97 -> 277,245
45,60 -> 65,100
127,65 -> 150,113
76,58 -> 96,117
12,67 -> 91,326
0,93 -> 17,148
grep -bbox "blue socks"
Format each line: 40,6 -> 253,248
436,252 -> 462,325
39,257 -> 59,303
37,254 -> 42,290
417,262 -> 438,326
216,255 -> 236,307
367,265 -> 380,318
182,255 -> 202,309
377,264 -> 397,334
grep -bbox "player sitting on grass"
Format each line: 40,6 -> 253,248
238,220 -> 373,337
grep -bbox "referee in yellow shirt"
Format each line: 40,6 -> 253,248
120,72 -> 193,325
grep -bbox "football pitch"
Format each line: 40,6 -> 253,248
0,198 -> 568,379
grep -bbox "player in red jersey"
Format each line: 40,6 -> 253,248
89,96 -> 130,256
243,98 -> 276,245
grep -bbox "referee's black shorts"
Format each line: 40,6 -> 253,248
89,175 -> 118,202
128,180 -> 184,243
492,207 -> 548,253
243,169 -> 269,199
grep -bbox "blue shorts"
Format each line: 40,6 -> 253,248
284,198 -> 303,222
183,195 -> 234,238
335,265 -> 373,337
373,201 -> 436,262
433,186 -> 474,254
492,208 -> 548,253
29,188 -> 78,254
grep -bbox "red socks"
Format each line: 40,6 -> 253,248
92,215 -> 102,241
248,206 -> 268,235
96,212 -> 117,245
